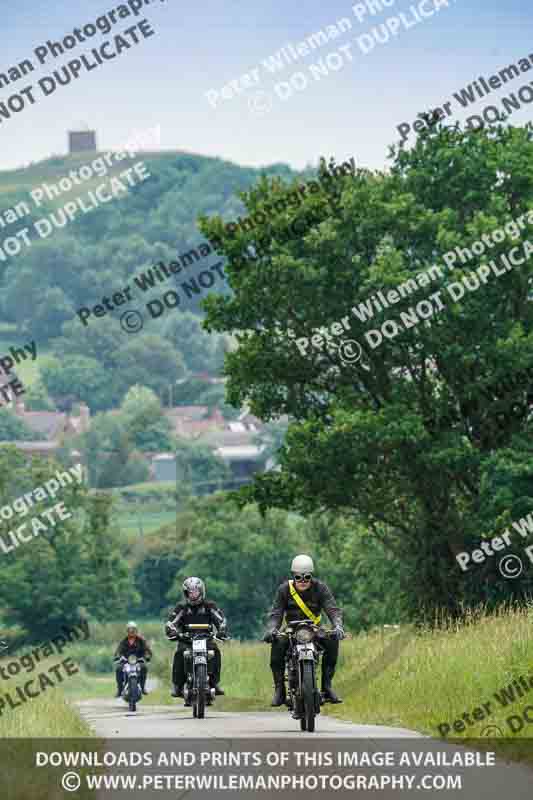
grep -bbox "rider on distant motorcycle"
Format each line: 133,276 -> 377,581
165,577 -> 228,699
114,621 -> 152,697
263,554 -> 345,706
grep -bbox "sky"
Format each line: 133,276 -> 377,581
0,0 -> 532,173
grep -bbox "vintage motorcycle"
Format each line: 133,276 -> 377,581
116,654 -> 145,713
279,620 -> 335,733
181,623 -> 228,719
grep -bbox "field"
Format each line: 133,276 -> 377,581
0,325 -> 53,388
110,482 -> 177,539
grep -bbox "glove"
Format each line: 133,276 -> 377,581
263,629 -> 278,644
165,623 -> 179,640
332,625 -> 345,641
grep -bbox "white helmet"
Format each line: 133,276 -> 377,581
291,554 -> 314,575
126,621 -> 138,634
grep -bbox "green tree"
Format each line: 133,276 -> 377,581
119,385 -> 175,452
80,413 -> 147,488
175,438 -> 231,496
23,379 -> 57,411
200,127 -> 533,620
41,355 -> 117,412
162,311 -> 224,374
166,496 -> 308,638
0,449 -> 134,638
118,334 -> 186,400
0,409 -> 46,441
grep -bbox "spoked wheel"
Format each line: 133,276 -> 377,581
195,663 -> 207,719
301,662 -> 316,733
128,677 -> 137,713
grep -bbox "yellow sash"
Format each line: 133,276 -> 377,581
288,580 -> 321,625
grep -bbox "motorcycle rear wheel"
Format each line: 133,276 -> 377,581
195,663 -> 207,719
301,662 -> 316,733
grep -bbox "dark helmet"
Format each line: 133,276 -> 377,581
182,577 -> 205,606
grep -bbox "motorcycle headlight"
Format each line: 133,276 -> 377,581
128,655 -> 137,664
295,628 -> 313,643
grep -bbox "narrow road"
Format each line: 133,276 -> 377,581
74,685 -> 533,798
76,697 -> 422,738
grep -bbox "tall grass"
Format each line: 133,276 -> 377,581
0,652 -> 97,799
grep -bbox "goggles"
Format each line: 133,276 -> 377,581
293,573 -> 312,582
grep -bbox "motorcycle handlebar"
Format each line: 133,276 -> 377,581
276,628 -> 336,639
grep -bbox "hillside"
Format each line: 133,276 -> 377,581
0,149 -> 308,344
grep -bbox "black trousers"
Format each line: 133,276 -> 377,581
116,665 -> 147,691
270,637 -> 339,673
172,640 -> 221,687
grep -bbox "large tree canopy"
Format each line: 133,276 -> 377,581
200,124 -> 533,619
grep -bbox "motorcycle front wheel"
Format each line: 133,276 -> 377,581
128,677 -> 137,713
301,662 -> 316,733
195,663 -> 207,719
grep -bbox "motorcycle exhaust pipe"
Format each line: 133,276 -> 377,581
210,688 -> 216,699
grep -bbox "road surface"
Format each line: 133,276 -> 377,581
73,687 -> 533,798
76,697 -> 423,738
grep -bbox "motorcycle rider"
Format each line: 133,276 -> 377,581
263,554 -> 345,706
114,621 -> 152,697
165,577 -> 228,699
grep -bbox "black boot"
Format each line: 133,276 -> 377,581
171,683 -> 182,698
214,683 -> 225,695
271,670 -> 286,707
321,666 -> 342,704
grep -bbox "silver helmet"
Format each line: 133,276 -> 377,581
291,554 -> 314,575
182,576 -> 205,606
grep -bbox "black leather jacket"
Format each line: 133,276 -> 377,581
165,600 -> 227,640
114,635 -> 152,660
267,579 -> 343,632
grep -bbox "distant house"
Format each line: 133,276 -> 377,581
164,406 -> 225,439
213,444 -> 268,486
152,453 -> 177,482
0,402 -> 91,459
150,405 -> 268,487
